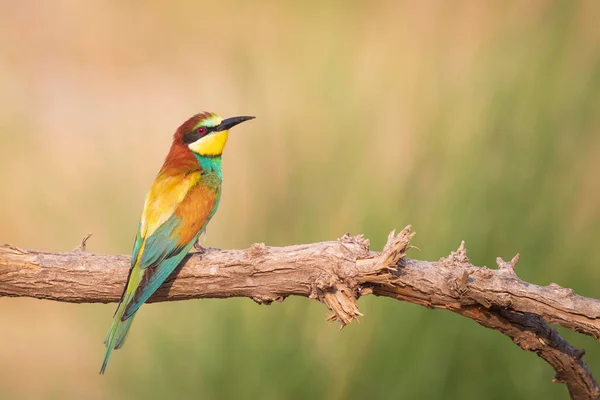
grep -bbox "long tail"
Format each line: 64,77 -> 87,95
100,258 -> 147,374
100,301 -> 136,374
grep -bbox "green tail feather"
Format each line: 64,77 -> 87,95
100,302 -> 136,374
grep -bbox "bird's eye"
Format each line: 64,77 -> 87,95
197,127 -> 207,135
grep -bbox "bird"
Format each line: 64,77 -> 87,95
100,112 -> 255,374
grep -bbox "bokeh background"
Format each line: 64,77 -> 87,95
1,1 -> 599,399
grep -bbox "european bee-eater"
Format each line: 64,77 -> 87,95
100,112 -> 254,374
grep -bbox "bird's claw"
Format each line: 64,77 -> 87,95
193,242 -> 218,255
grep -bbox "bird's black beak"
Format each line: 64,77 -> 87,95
215,116 -> 255,132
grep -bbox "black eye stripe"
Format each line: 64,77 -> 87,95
182,131 -> 200,144
182,126 -> 215,144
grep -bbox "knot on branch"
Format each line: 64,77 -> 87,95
251,294 -> 286,305
454,271 -> 472,296
355,226 -> 415,286
496,254 -> 520,277
316,227 -> 416,328
378,226 -> 415,270
247,243 -> 267,257
316,274 -> 362,328
338,233 -> 371,259
441,241 -> 470,267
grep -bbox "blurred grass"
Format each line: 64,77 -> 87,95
1,0 -> 599,399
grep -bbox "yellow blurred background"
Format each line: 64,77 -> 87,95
1,1 -> 599,399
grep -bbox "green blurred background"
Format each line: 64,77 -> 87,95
1,1 -> 599,399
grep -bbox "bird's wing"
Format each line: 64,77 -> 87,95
118,172 -> 220,320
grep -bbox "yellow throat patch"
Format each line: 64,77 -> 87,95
188,130 -> 229,156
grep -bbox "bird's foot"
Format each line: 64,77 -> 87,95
193,242 -> 218,254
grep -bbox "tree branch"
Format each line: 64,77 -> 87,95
1,227 -> 599,399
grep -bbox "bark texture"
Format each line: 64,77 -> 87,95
1,227 -> 599,399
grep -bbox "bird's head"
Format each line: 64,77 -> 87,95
176,112 -> 255,157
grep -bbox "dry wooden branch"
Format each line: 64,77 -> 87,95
1,227 -> 599,399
